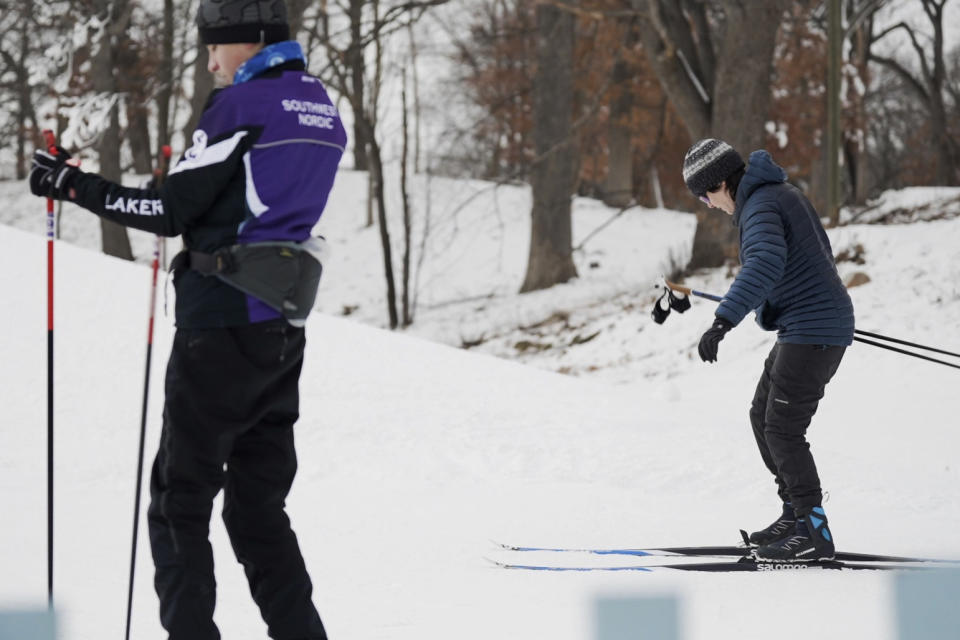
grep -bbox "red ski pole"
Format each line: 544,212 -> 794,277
41,129 -> 57,608
125,143 -> 172,640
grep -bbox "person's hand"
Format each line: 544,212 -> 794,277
698,316 -> 734,363
29,147 -> 78,200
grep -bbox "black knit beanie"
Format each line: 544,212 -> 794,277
197,0 -> 290,45
682,138 -> 744,198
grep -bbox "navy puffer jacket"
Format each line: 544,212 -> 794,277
715,150 -> 854,346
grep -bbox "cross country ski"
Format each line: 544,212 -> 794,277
486,556 -> 927,573
491,537 -> 955,564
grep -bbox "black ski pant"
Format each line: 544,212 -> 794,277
749,342 -> 845,517
147,320 -> 327,640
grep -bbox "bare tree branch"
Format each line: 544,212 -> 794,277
868,53 -> 930,100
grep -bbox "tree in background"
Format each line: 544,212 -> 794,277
628,0 -> 788,269
443,0 -> 536,180
0,0 -> 42,179
448,0 -> 787,269
601,19 -> 638,209
83,0 -> 135,260
156,0 -> 175,152
2,0 -> 959,289
306,0 -> 449,328
576,8 -> 690,210
520,0 -> 578,293
869,0 -> 959,186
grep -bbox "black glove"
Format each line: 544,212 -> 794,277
698,316 -> 734,363
29,147 -> 79,200
651,292 -> 671,324
668,289 -> 691,313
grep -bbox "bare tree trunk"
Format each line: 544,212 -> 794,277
604,53 -> 634,208
366,175 -> 376,227
156,0 -> 174,149
406,18 -> 422,173
826,0 -> 842,226
16,82 -> 30,180
287,0 -> 310,37
92,0 -> 133,260
400,71 -> 413,326
929,93 -> 955,185
698,2 -> 784,266
348,0 -> 369,171
14,0 -> 37,179
126,95 -> 153,173
184,44 -> 213,143
520,0 -> 578,293
870,0 -> 958,186
632,0 -> 786,268
369,130 -> 399,329
849,12 -> 873,204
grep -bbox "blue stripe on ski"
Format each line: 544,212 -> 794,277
490,559 -> 653,572
494,541 -> 747,558
504,545 -> 657,557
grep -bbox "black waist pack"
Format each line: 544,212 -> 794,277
174,238 -> 327,327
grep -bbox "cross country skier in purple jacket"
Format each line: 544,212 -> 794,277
29,1 -> 344,637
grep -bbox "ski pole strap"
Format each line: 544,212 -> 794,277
854,329 -> 960,359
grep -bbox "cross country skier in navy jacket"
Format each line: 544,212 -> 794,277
29,1 -> 343,637
681,139 -> 854,563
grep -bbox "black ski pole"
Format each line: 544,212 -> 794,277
659,278 -> 960,371
851,328 -> 960,359
851,336 -> 960,370
124,144 -> 171,640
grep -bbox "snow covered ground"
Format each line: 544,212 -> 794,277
1,173 -> 959,639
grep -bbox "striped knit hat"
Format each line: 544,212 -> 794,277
682,138 -> 744,198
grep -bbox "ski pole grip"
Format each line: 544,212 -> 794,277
664,279 -> 693,297
154,145 -> 173,187
161,145 -> 172,173
43,130 -> 58,154
663,279 -> 724,303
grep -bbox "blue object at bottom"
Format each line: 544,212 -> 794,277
596,596 -> 679,640
0,609 -> 57,640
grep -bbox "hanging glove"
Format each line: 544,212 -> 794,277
651,291 -> 671,324
29,147 -> 79,200
668,289 -> 691,313
698,316 -> 734,363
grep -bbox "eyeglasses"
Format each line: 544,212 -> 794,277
698,184 -> 722,204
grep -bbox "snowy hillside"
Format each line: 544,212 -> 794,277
0,169 -> 701,386
5,171 -> 960,387
1,173 -> 960,639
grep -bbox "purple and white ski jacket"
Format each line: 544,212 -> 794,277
68,44 -> 346,328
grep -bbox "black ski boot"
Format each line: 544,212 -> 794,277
747,503 -> 797,546
754,507 -> 835,562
